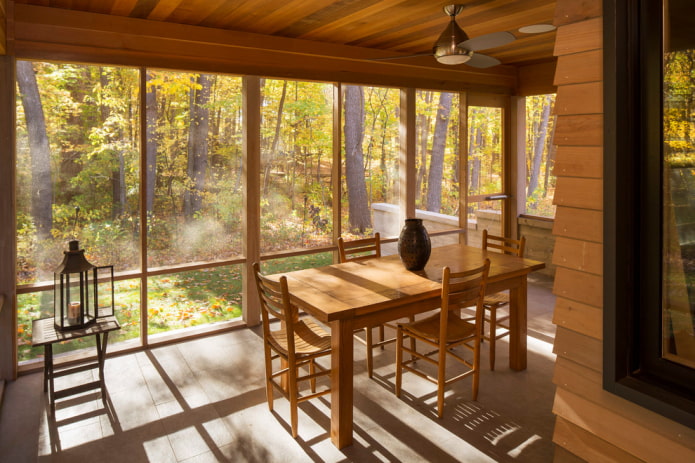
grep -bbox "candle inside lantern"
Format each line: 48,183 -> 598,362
68,301 -> 81,323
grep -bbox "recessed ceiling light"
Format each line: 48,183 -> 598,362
518,24 -> 557,34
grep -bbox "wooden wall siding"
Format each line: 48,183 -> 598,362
12,4 -> 519,94
553,177 -> 602,209
554,114 -> 603,145
551,0 -> 695,461
555,82 -> 602,114
552,207 -> 602,242
553,0 -> 603,27
554,49 -> 602,85
553,417 -> 644,463
553,327 -> 602,371
553,17 -> 602,55
553,297 -> 602,339
552,237 -> 602,274
554,146 -> 602,178
554,267 -> 602,307
554,387 -> 695,462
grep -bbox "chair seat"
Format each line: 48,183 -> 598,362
400,312 -> 476,343
484,291 -> 509,307
268,319 -> 331,355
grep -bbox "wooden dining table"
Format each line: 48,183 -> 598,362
270,242 -> 545,448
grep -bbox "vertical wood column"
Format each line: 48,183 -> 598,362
332,83 -> 342,260
400,88 -> 416,222
509,96 -> 526,240
242,76 -> 261,326
459,91 -> 468,243
0,54 -> 17,381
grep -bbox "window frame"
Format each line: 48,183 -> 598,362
603,0 -> 695,428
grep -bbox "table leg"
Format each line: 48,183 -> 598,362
46,344 -> 55,408
95,332 -> 110,392
509,276 -> 528,371
43,345 -> 49,392
330,319 -> 354,449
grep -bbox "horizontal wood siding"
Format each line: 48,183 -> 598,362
554,146 -> 602,178
550,0 -> 695,461
553,416 -> 643,463
553,297 -> 602,339
555,82 -> 602,115
554,49 -> 602,86
552,237 -> 602,275
553,206 -> 602,242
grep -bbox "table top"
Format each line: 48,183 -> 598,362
31,316 -> 121,346
273,243 -> 545,323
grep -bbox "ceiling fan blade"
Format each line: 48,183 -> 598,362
460,31 -> 515,51
466,53 -> 501,68
369,52 -> 434,62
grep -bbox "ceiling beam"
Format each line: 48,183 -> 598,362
13,4 -> 517,93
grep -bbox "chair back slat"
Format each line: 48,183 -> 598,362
253,263 -> 298,350
442,260 -> 490,315
482,229 -> 525,258
338,233 -> 381,263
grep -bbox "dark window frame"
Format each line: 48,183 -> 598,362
604,0 -> 695,428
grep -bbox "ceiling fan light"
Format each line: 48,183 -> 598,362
435,52 -> 472,65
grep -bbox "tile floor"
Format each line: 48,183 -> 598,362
0,275 -> 557,463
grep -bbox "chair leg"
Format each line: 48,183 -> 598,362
489,308 -> 497,371
379,324 -> 385,348
310,360 -> 316,393
395,328 -> 403,397
366,327 -> 374,378
408,315 -> 416,361
437,347 -> 447,418
289,362 -> 299,438
264,345 -> 274,411
472,339 -> 481,401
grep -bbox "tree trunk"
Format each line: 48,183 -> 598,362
263,80 -> 287,196
426,92 -> 453,212
344,85 -> 372,233
184,74 -> 212,219
527,95 -> 552,199
16,61 -> 53,239
416,91 -> 433,205
145,71 -> 158,216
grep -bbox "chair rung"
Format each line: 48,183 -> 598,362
443,369 -> 474,385
297,388 -> 331,403
401,364 -> 439,385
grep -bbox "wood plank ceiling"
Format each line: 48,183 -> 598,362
12,0 -> 557,68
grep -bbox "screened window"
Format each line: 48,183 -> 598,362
524,94 -> 556,218
341,85 -> 400,241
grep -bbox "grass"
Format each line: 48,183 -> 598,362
18,252 -> 333,363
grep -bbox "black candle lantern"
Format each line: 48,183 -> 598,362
53,240 -> 114,331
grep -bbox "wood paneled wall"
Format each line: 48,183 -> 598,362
0,0 -> 6,54
550,1 -> 695,461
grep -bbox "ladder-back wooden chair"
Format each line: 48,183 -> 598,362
338,233 -> 414,378
253,262 -> 331,438
481,229 -> 526,370
395,260 -> 490,418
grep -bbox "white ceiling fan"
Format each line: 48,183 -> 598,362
371,4 -> 516,68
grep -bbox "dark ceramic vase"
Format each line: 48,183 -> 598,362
398,218 -> 431,271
